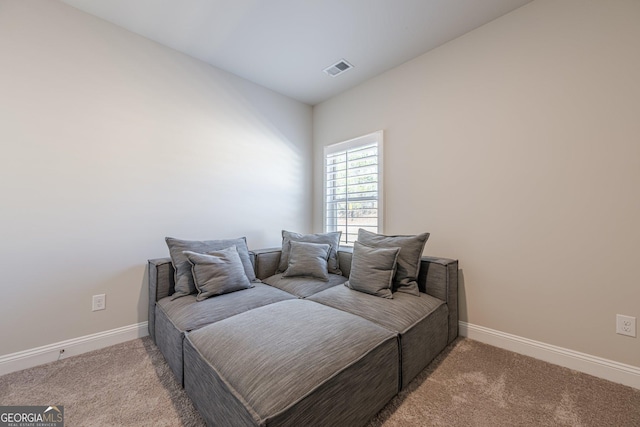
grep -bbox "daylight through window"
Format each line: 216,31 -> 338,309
324,131 -> 383,245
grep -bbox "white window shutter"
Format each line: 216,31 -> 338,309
324,131 -> 383,245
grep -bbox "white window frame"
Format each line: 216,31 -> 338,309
323,130 -> 384,246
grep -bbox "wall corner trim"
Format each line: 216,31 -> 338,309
0,322 -> 149,376
459,321 -> 640,390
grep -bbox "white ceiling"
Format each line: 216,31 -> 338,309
60,0 -> 533,105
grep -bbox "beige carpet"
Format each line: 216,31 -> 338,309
1,337 -> 638,426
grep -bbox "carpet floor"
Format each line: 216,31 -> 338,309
1,337 -> 638,426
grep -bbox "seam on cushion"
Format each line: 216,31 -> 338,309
185,334 -> 264,426
264,333 -> 398,424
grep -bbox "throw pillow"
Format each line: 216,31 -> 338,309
357,229 -> 429,296
344,241 -> 400,299
183,247 -> 253,301
282,241 -> 331,281
277,230 -> 342,275
166,236 -> 258,299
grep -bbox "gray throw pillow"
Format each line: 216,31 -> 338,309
283,241 -> 331,281
277,230 -> 342,275
344,241 -> 400,299
166,236 -> 258,299
357,229 -> 430,296
184,247 -> 253,301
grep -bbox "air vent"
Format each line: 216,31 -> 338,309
323,59 -> 353,77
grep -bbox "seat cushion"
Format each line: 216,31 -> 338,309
308,285 -> 448,388
157,283 -> 295,332
262,273 -> 347,298
155,283 -> 295,384
184,299 -> 399,427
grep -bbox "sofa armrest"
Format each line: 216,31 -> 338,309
253,248 -> 282,280
418,257 -> 459,344
148,257 -> 174,343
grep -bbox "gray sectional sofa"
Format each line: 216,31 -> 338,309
148,245 -> 458,426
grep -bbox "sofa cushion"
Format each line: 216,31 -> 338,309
262,273 -> 347,298
157,283 -> 294,334
308,285 -> 447,388
357,229 -> 429,296
184,247 -> 253,301
277,230 -> 342,275
282,241 -> 331,281
345,241 -> 399,299
155,283 -> 296,384
166,236 -> 258,299
184,299 -> 399,426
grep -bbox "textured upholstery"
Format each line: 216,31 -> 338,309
184,300 -> 399,427
418,256 -> 459,343
277,230 -> 342,275
155,284 -> 295,384
252,248 -> 281,280
302,249 -> 458,345
345,241 -> 400,299
309,285 -> 448,388
337,247 -> 354,278
262,273 -> 347,298
357,229 -> 430,296
184,248 -> 253,301
148,258 -> 174,343
282,241 -> 331,280
148,247 -> 459,402
166,236 -> 258,299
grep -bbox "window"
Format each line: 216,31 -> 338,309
324,131 -> 383,245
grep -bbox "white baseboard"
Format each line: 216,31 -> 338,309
3,320 -> 637,390
0,322 -> 149,377
459,321 -> 640,390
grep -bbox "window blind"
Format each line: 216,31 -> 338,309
324,131 -> 383,245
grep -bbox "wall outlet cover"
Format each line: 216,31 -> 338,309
92,294 -> 106,312
616,314 -> 636,337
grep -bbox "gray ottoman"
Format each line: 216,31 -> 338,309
184,299 -> 399,427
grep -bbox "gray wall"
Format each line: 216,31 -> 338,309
0,0 -> 312,355
313,0 -> 640,367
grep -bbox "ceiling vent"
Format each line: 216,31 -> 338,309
323,59 -> 353,77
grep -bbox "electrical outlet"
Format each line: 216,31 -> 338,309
92,294 -> 106,311
616,314 -> 636,337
